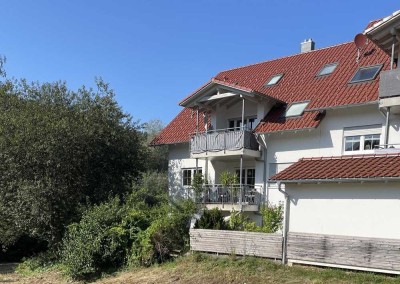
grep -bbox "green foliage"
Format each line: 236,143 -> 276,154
61,198 -> 127,279
143,119 -> 168,172
219,170 -> 238,187
228,211 -> 255,231
191,172 -> 204,202
194,208 -> 227,230
60,173 -> 196,279
258,203 -> 284,233
131,204 -> 192,266
0,78 -> 147,249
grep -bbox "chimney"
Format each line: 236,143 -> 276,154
301,38 -> 315,53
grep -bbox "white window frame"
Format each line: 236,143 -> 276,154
342,124 -> 382,154
182,168 -> 202,187
264,73 -> 284,87
235,168 -> 256,185
284,101 -> 309,118
228,116 -> 258,130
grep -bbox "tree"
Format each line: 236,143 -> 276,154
0,77 -> 147,249
143,119 -> 168,172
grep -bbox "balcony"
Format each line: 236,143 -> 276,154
379,69 -> 400,113
197,184 -> 262,212
374,144 -> 400,154
190,129 -> 261,159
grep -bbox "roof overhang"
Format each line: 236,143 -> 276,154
179,78 -> 281,110
364,10 -> 400,56
270,177 -> 400,184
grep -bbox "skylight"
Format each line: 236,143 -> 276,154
285,102 -> 309,117
264,74 -> 284,87
349,64 -> 383,84
317,63 -> 337,76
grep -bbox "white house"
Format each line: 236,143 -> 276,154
152,10 -> 400,242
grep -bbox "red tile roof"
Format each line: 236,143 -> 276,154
150,108 -> 207,145
269,154 -> 400,182
213,42 -> 389,110
153,40 -> 391,145
254,107 -> 325,133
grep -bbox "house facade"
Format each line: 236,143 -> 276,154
152,10 -> 400,238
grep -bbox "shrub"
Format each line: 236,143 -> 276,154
194,208 -> 227,230
61,198 -> 129,279
130,200 -> 195,266
259,203 -> 284,233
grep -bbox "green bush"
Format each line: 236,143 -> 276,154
60,176 -> 196,279
194,208 -> 227,230
131,206 -> 190,266
259,203 -> 284,233
61,198 -> 129,279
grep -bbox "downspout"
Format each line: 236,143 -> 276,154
239,96 -> 245,211
277,181 -> 290,265
255,133 -> 268,206
384,107 -> 391,148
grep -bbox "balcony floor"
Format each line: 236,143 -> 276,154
191,148 -> 261,160
204,203 -> 259,212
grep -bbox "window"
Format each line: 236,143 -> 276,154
364,134 -> 380,150
349,64 -> 383,83
235,168 -> 255,185
317,63 -> 337,76
228,117 -> 257,130
284,102 -> 309,117
343,124 -> 382,153
344,136 -> 361,151
263,74 -> 284,87
182,168 -> 202,186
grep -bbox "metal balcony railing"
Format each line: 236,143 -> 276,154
195,184 -> 262,206
190,128 -> 259,154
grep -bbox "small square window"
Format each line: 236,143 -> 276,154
264,74 -> 284,87
317,63 -> 337,76
349,64 -> 382,83
285,102 -> 309,117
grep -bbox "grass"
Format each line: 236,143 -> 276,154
7,253 -> 400,283
97,253 -> 400,284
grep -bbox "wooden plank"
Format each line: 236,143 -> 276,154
287,232 -> 400,271
190,229 -> 283,259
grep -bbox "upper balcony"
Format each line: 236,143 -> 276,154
379,69 -> 400,113
190,128 -> 261,159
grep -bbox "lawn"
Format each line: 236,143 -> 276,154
2,253 -> 400,283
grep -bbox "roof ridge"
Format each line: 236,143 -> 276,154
218,41 -> 353,73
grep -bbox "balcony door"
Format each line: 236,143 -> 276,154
235,168 -> 255,185
228,117 -> 257,131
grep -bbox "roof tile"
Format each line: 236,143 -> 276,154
270,154 -> 400,181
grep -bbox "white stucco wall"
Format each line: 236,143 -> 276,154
168,143 -> 215,198
264,104 -> 400,205
286,182 -> 400,239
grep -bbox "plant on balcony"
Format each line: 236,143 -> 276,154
219,171 -> 239,203
192,172 -> 204,205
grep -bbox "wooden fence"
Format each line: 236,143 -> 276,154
190,229 -> 282,259
287,232 -> 400,274
190,229 -> 400,274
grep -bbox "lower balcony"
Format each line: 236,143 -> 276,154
190,129 -> 261,159
197,184 -> 262,212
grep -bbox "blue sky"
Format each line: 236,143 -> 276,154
0,1 -> 399,125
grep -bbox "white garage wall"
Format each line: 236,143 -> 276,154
286,182 -> 400,239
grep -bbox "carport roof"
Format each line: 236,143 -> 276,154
269,154 -> 400,183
